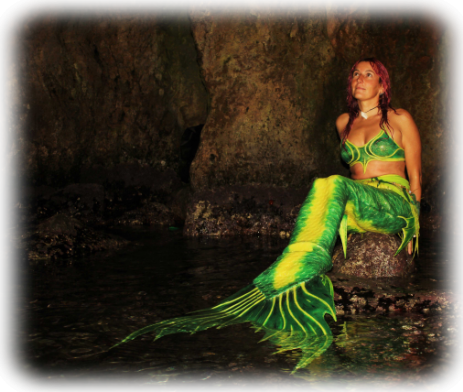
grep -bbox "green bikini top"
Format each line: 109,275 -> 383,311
340,129 -> 405,173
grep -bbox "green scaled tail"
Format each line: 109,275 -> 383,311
111,275 -> 336,349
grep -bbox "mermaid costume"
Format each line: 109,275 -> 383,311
113,128 -> 420,368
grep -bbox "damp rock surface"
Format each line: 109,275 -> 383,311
331,232 -> 414,278
183,185 -> 309,237
15,163 -> 190,262
110,201 -> 176,227
0,213 -> 129,264
330,273 -> 453,317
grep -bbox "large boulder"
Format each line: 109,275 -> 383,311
188,11 -> 348,190
331,232 -> 415,278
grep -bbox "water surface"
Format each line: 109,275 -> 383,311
18,228 -> 459,388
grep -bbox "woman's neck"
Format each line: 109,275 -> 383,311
358,100 -> 380,113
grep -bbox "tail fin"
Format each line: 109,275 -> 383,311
396,214 -> 419,257
257,327 -> 334,372
110,284 -> 265,349
111,275 -> 336,350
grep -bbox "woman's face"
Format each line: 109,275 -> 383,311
351,61 -> 384,102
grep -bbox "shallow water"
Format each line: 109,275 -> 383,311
17,228 -> 460,388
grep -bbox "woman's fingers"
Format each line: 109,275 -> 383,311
407,240 -> 412,255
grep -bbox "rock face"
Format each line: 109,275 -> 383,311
183,185 -> 309,237
330,273 -> 453,316
12,10 -> 448,246
188,11 -> 348,190
23,164 -> 184,228
14,14 -> 208,187
14,164 -> 188,265
331,232 -> 415,278
25,213 -> 130,262
187,10 -> 448,210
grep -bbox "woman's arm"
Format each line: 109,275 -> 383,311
396,109 -> 422,202
393,109 -> 421,255
336,113 -> 350,139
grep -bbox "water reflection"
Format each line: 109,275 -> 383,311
19,228 -> 457,386
286,313 -> 455,385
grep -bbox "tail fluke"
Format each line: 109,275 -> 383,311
257,327 -> 334,372
253,274 -> 336,335
111,275 -> 336,350
395,215 -> 419,256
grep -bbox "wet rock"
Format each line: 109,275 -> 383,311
26,183 -> 105,225
23,166 -> 184,227
329,273 -> 457,316
171,186 -> 194,223
183,185 -> 308,237
331,232 -> 415,278
110,201 -> 176,227
16,185 -> 58,224
18,169 -> 186,257
24,213 -> 130,262
62,183 -> 105,205
102,185 -> 185,228
82,164 -> 185,226
37,213 -> 84,236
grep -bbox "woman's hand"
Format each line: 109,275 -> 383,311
407,240 -> 413,255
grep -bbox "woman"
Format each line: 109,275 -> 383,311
112,58 -> 421,367
336,58 -> 421,256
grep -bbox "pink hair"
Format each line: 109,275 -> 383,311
341,57 -> 395,146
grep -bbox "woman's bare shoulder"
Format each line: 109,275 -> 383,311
388,108 -> 415,122
336,113 -> 349,133
389,108 -> 418,131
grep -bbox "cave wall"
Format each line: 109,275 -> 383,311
13,9 -> 448,209
188,9 -> 448,206
15,13 -> 209,187
189,11 -> 347,191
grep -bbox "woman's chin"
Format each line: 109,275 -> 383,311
355,96 -> 375,102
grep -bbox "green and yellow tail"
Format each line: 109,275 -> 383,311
112,174 -> 418,370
